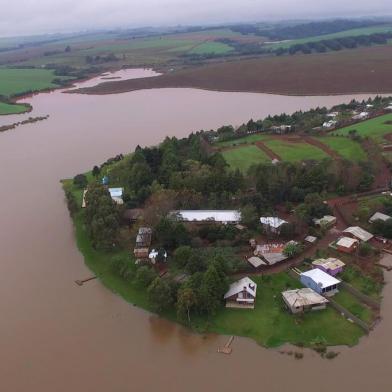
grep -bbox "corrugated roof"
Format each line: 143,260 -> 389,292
260,217 -> 287,228
301,269 -> 340,289
343,226 -> 373,242
109,187 -> 123,198
247,256 -> 267,268
172,210 -> 241,223
282,288 -> 329,307
369,212 -> 391,223
312,257 -> 345,270
224,277 -> 257,299
336,236 -> 358,248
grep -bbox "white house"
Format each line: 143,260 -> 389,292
148,249 -> 167,264
322,120 -> 337,129
343,226 -> 373,242
353,112 -> 369,121
171,210 -> 241,224
313,215 -> 336,228
108,187 -> 124,205
224,277 -> 257,309
260,216 -> 287,234
282,288 -> 329,313
300,269 -> 340,296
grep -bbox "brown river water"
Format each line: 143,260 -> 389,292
0,69 -> 391,391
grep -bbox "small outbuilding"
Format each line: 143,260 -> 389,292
260,217 -> 287,234
149,249 -> 167,264
336,236 -> 359,254
313,215 -> 336,229
304,235 -> 317,244
247,256 -> 267,268
282,288 -> 329,314
312,257 -> 345,276
135,227 -> 152,248
343,226 -> 373,242
369,212 -> 391,224
108,187 -> 124,205
300,269 -> 340,296
224,277 -> 257,309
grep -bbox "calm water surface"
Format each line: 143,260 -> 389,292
0,69 -> 391,392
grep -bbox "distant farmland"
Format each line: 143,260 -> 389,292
0,68 -> 60,96
75,45 -> 392,96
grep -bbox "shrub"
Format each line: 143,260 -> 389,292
73,174 -> 88,189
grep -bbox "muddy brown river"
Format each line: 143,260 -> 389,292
0,69 -> 391,391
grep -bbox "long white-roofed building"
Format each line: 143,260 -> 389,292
170,210 -> 241,224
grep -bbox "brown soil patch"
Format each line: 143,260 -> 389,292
255,141 -> 281,160
74,45 -> 392,96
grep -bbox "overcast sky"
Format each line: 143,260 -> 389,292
1,0 -> 392,37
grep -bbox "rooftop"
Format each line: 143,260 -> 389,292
369,212 -> 391,223
301,269 -> 340,289
336,236 -> 358,248
312,257 -> 345,270
343,226 -> 373,242
282,288 -> 329,307
108,187 -> 123,198
224,277 -> 257,299
172,210 -> 241,223
260,217 -> 287,229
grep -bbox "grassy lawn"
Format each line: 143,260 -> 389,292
0,101 -> 30,115
265,139 -> 328,162
189,41 -> 233,55
340,265 -> 383,300
222,145 -> 269,171
206,274 -> 364,347
317,136 -> 367,162
334,290 -> 373,323
0,68 -> 59,96
333,113 -> 392,142
215,133 -> 269,148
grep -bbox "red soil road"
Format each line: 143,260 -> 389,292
74,45 -> 392,96
255,141 -> 281,160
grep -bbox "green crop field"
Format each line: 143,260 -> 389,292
333,113 -> 392,142
222,145 -> 269,171
0,68 -> 59,96
266,24 -> 392,49
265,139 -> 328,162
216,133 -> 269,147
189,41 -> 233,55
317,136 -> 367,161
0,101 -> 29,115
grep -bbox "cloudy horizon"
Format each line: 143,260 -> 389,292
1,0 -> 392,38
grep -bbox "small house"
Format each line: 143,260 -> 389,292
369,212 -> 391,224
224,277 -> 257,309
312,257 -> 345,276
386,105 -> 392,111
300,269 -> 340,296
353,112 -> 369,121
343,226 -> 373,242
270,125 -> 294,134
313,215 -> 336,229
108,187 -> 124,205
260,216 -> 287,234
171,210 -> 241,224
322,120 -> 337,129
81,189 -> 87,208
282,288 -> 329,314
336,236 -> 359,254
135,227 -> 152,248
149,249 -> 167,264
247,256 -> 266,268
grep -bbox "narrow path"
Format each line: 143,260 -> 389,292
302,136 -> 341,159
255,141 -> 281,160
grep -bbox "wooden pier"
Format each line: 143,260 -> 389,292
75,276 -> 97,286
218,336 -> 234,354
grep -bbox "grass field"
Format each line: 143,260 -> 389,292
333,113 -> 392,142
317,136 -> 367,161
265,139 -> 328,162
216,133 -> 269,147
0,101 -> 30,115
189,41 -> 233,55
0,68 -> 59,96
266,24 -> 392,49
334,290 -> 373,323
222,145 -> 269,171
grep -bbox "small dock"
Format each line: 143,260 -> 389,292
218,336 -> 234,354
75,276 -> 97,286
